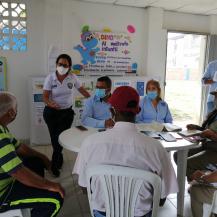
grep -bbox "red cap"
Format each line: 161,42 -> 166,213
108,86 -> 140,114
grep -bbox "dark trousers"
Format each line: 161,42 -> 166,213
0,157 -> 63,217
43,106 -> 74,169
173,141 -> 217,180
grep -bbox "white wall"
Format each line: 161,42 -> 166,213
2,0 -> 148,140
45,0 -> 148,75
1,0 -> 46,139
2,0 -> 217,141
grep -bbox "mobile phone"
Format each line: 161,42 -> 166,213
159,132 -> 176,142
98,129 -> 106,132
76,125 -> 88,131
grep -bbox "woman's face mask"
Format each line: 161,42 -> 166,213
147,91 -> 158,100
56,66 -> 69,75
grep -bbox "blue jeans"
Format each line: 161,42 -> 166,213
93,210 -> 152,217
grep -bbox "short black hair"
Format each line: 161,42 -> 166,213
97,76 -> 112,88
56,54 -> 72,67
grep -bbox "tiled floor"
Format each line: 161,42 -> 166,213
33,145 -> 193,217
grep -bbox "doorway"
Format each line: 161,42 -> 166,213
164,32 -> 207,127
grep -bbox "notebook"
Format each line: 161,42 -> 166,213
178,130 -> 202,137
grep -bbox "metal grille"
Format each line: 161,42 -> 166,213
0,1 -> 27,51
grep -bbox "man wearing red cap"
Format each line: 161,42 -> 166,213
73,86 -> 178,217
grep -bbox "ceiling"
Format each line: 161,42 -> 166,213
77,0 -> 217,15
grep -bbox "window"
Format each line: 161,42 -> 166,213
0,1 -> 27,51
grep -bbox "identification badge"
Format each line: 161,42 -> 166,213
67,82 -> 74,89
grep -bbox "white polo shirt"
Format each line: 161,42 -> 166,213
43,72 -> 81,109
73,122 -> 178,216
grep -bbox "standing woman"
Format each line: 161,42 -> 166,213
43,54 -> 90,177
136,79 -> 173,123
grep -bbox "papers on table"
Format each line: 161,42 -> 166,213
136,122 -> 164,132
163,123 -> 182,132
136,122 -> 182,132
141,131 -> 161,139
178,130 -> 202,137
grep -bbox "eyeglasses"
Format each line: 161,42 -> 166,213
57,63 -> 69,68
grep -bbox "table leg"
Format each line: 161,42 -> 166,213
177,149 -> 189,217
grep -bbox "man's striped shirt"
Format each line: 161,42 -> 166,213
0,125 -> 22,197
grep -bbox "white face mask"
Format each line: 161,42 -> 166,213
56,66 -> 69,75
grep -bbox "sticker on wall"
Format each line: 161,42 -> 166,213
103,27 -> 112,32
0,57 -> 7,91
127,25 -> 136,33
71,64 -> 83,75
74,26 -> 100,65
136,81 -> 145,96
114,80 -> 131,88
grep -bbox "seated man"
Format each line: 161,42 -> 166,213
0,92 -> 64,217
74,86 -> 178,217
190,170 -> 217,217
81,76 -> 114,128
173,89 -> 217,180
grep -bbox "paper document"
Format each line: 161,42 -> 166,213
141,131 -> 161,139
136,122 -> 164,132
163,123 -> 182,132
178,130 -> 202,137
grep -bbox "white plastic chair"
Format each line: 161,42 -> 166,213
203,190 -> 217,217
0,208 -> 30,217
0,209 -> 23,217
86,165 -> 162,217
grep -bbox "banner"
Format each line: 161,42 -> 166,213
74,31 -> 138,75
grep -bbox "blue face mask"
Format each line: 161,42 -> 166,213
147,91 -> 158,100
95,88 -> 106,99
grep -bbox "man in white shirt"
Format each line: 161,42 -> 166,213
73,86 -> 178,217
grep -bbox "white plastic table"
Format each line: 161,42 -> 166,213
59,127 -> 198,217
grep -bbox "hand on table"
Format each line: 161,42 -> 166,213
186,124 -> 199,130
105,118 -> 115,129
201,129 -> 217,140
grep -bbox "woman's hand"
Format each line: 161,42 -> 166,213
47,101 -> 60,109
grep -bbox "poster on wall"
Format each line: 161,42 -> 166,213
32,78 -> 46,126
0,57 -> 7,91
73,26 -> 138,75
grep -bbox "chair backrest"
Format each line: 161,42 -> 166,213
86,164 -> 161,217
0,209 -> 23,217
203,190 -> 217,217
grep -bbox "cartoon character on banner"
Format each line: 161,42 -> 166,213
74,25 -> 100,65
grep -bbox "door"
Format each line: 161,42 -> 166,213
164,32 -> 207,127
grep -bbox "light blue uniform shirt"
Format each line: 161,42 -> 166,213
136,96 -> 173,123
81,95 -> 111,128
202,60 -> 217,103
